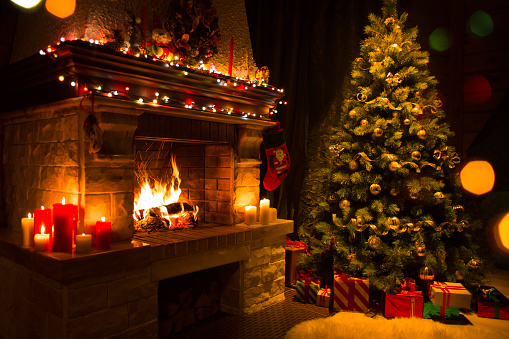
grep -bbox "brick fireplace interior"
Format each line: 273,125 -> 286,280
0,41 -> 294,338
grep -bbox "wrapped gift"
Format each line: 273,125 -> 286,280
423,300 -> 459,320
317,286 -> 331,307
285,237 -> 309,286
429,282 -> 471,309
383,278 -> 423,318
333,273 -> 369,312
477,287 -> 509,320
295,270 -> 320,304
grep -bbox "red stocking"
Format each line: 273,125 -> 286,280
263,124 -> 290,191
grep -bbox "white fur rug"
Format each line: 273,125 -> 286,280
285,312 -> 506,339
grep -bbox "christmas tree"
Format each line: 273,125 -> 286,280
299,0 -> 491,293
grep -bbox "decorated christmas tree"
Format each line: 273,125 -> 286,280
298,0 -> 491,293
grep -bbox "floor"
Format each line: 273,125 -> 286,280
169,269 -> 509,339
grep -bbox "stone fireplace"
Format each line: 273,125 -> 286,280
0,41 -> 292,338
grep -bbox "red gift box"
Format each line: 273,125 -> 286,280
477,287 -> 509,320
333,273 -> 369,312
285,237 -> 309,286
384,278 -> 423,318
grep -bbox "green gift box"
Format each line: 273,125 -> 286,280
423,301 -> 459,320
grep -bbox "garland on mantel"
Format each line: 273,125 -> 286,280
42,39 -> 286,121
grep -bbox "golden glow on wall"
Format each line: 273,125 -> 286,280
10,0 -> 42,9
45,0 -> 76,18
460,160 -> 495,195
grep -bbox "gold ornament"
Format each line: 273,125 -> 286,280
455,270 -> 465,280
390,188 -> 400,196
327,193 -> 340,204
361,119 -> 369,126
416,246 -> 426,256
356,216 -> 363,225
368,235 -> 382,249
417,129 -> 427,140
349,161 -> 359,171
467,258 -> 483,269
433,150 -> 442,160
419,265 -> 435,280
434,192 -> 445,203
389,161 -> 401,172
387,217 -> 400,230
370,183 -> 381,195
411,151 -> 421,160
404,118 -> 411,125
410,191 -> 419,199
411,105 -> 423,116
374,128 -> 384,137
385,17 -> 395,25
339,199 -> 351,209
349,109 -> 357,118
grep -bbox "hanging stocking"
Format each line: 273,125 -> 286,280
263,122 -> 290,191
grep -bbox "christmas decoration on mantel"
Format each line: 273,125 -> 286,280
298,0 -> 491,294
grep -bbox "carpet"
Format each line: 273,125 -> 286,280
284,312 -> 507,339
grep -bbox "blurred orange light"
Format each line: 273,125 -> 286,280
45,0 -> 76,18
498,212 -> 509,250
460,160 -> 495,195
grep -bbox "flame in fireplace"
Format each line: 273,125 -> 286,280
133,154 -> 199,229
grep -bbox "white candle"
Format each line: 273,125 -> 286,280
34,225 -> 49,251
76,233 -> 92,253
269,208 -> 277,223
22,213 -> 34,247
245,206 -> 257,225
259,199 -> 270,225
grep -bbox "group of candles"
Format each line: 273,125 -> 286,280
21,198 -> 111,253
244,198 -> 278,226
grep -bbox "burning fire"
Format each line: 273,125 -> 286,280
133,155 -> 198,230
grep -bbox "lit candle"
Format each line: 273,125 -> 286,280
22,213 -> 34,247
245,206 -> 257,225
34,225 -> 50,251
96,217 -> 111,250
259,199 -> 270,225
228,37 -> 234,76
269,208 -> 277,223
76,233 -> 92,253
34,206 -> 52,245
52,197 -> 74,253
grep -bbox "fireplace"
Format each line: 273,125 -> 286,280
0,40 -> 293,338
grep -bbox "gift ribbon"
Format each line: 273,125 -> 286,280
286,237 -> 310,255
334,274 -> 369,312
318,286 -> 331,306
484,288 -> 502,318
399,277 -> 417,292
432,282 -> 467,307
298,270 -> 319,302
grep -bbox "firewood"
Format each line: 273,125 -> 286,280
193,288 -> 212,308
158,299 -> 180,318
208,280 -> 221,303
158,317 -> 174,338
178,287 -> 193,309
172,310 -> 185,333
195,306 -> 213,321
183,308 -> 196,327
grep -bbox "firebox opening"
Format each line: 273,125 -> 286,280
134,139 -> 234,232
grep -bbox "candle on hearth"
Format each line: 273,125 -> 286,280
96,217 -> 111,250
34,225 -> 50,251
269,208 -> 277,223
22,213 -> 34,247
76,233 -> 92,253
34,206 -> 52,245
259,199 -> 270,225
245,206 -> 256,225
52,198 -> 74,253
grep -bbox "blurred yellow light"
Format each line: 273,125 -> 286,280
460,160 -> 495,195
10,0 -> 42,9
45,0 -> 76,18
498,212 -> 509,250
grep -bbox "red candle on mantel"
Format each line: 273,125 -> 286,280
52,198 -> 75,253
96,217 -> 111,250
34,206 -> 52,247
228,37 -> 233,76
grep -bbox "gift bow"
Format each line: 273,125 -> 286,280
298,270 -> 320,284
320,286 -> 331,297
432,282 -> 467,307
399,277 -> 417,292
481,287 -> 503,318
286,237 -> 310,255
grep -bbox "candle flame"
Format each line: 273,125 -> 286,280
101,217 -> 105,222
82,233 -> 85,236
62,197 -> 65,205
41,206 -> 44,210
28,213 -> 32,219
41,225 -> 45,234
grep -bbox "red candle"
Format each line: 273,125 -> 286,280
228,37 -> 233,76
96,217 -> 111,250
52,198 -> 74,253
34,206 -> 52,248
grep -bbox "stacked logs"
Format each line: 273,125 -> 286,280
158,274 -> 221,336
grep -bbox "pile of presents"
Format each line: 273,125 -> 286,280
285,238 -> 508,320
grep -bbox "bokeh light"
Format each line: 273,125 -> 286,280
469,10 -> 494,37
497,212 -> 509,251
45,0 -> 76,18
463,75 -> 491,104
429,27 -> 451,52
10,0 -> 42,8
460,160 -> 495,195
